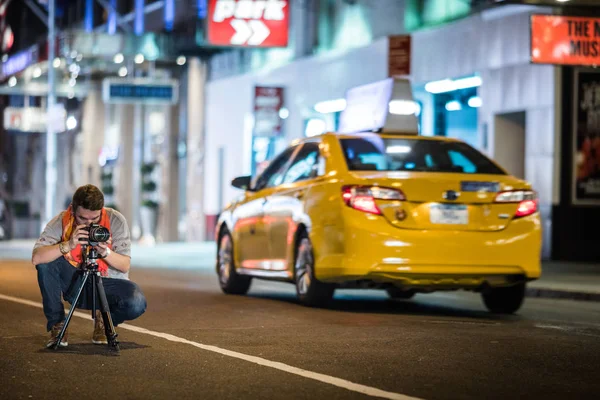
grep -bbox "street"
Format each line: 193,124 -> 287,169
1,259 -> 599,400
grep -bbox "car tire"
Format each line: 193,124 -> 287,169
481,282 -> 526,314
294,233 -> 335,307
217,231 -> 252,295
386,287 -> 416,300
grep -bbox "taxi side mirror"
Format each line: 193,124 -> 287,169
231,175 -> 253,191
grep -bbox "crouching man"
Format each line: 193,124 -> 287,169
32,184 -> 147,348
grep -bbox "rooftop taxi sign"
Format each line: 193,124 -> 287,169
207,0 -> 289,48
338,78 -> 419,135
531,14 -> 600,67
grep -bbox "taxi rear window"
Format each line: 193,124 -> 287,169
340,136 -> 506,175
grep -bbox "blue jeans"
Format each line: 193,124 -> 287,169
36,257 -> 147,332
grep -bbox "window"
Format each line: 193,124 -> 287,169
282,143 -> 321,184
448,150 -> 476,173
253,146 -> 298,191
340,135 -> 505,175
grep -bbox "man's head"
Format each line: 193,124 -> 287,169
71,185 -> 104,226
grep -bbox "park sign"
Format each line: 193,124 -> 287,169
207,0 -> 290,48
531,14 -> 600,67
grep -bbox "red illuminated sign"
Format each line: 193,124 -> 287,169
531,14 -> 600,67
388,35 -> 411,77
253,86 -> 284,137
207,0 -> 290,48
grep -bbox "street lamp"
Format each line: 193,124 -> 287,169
66,116 -> 77,130
44,0 -> 57,228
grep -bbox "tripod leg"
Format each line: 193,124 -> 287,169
95,275 -> 120,351
50,270 -> 90,350
92,272 -> 96,319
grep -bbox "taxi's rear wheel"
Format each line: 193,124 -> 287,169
294,233 -> 334,307
481,282 -> 525,314
217,231 -> 252,295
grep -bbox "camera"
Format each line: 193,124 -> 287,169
82,223 -> 110,246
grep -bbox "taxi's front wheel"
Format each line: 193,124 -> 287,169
481,282 -> 526,314
294,233 -> 334,307
217,231 -> 252,295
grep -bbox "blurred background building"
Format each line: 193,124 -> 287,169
1,0 -> 599,262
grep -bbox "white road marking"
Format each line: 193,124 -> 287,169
541,318 -> 600,329
424,320 -> 501,326
534,323 -> 600,338
0,293 -> 420,400
534,324 -> 570,331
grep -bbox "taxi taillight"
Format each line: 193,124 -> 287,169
341,186 -> 406,215
494,190 -> 538,218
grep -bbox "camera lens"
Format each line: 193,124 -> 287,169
89,225 -> 110,242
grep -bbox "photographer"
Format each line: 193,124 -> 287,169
32,184 -> 147,348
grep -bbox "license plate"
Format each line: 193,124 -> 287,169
460,181 -> 500,192
430,203 -> 468,225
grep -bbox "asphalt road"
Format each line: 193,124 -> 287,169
1,260 -> 599,400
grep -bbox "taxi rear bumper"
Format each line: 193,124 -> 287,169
314,209 -> 542,289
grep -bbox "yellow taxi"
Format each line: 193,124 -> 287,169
215,131 -> 541,314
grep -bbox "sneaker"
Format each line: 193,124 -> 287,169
46,321 -> 68,348
92,310 -> 108,345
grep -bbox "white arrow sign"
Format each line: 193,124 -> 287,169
247,20 -> 270,46
229,19 -> 271,46
230,19 -> 252,45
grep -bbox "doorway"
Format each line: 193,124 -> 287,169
493,112 -> 526,179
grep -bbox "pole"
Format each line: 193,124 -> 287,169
185,57 -> 206,241
44,0 -> 56,228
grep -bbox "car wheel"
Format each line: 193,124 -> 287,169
481,282 -> 526,314
386,287 -> 416,300
217,231 -> 252,295
294,233 -> 335,307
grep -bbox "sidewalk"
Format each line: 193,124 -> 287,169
1,240 -> 599,302
527,262 -> 600,302
0,239 -> 217,270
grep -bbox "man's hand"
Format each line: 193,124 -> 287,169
94,236 -> 112,258
68,224 -> 89,250
93,234 -> 130,273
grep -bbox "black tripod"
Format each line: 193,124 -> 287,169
50,244 -> 120,352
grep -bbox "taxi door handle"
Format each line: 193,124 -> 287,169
294,191 -> 305,200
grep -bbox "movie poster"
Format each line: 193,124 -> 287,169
573,69 -> 600,204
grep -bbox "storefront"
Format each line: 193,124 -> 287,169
539,9 -> 600,262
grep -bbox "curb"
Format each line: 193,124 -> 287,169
526,287 -> 600,302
